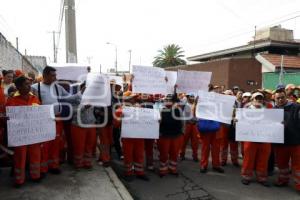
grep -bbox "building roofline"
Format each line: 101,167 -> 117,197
187,40 -> 300,62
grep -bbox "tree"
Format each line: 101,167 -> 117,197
153,44 -> 187,68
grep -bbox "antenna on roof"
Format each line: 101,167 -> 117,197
279,55 -> 284,84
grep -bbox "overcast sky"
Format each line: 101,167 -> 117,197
0,0 -> 299,72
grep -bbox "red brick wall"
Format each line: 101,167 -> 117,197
228,58 -> 262,91
166,58 -> 262,91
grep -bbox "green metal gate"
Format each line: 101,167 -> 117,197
263,72 -> 300,90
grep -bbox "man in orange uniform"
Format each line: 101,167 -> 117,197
274,89 -> 300,191
31,66 -> 82,175
6,76 -> 42,187
240,92 -> 271,187
158,93 -> 184,177
180,94 -> 199,162
0,86 -> 6,146
95,106 -> 113,167
220,90 -> 239,167
115,91 -> 149,182
71,101 -> 97,169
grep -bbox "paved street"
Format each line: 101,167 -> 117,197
111,147 -> 300,200
0,163 -> 130,200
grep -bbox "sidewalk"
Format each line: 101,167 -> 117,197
0,163 -> 133,200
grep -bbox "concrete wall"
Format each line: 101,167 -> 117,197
0,32 -> 38,75
25,56 -> 47,74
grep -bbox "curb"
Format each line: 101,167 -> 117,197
105,167 -> 134,200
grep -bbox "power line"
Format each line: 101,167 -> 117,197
197,12 -> 300,48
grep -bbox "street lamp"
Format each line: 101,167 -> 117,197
106,42 -> 118,75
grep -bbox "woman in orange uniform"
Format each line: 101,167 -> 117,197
6,76 -> 42,187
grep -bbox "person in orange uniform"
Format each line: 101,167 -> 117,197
197,88 -> 224,174
70,83 -> 97,169
180,94 -> 199,162
95,105 -> 113,167
0,85 -> 6,144
158,93 -> 184,177
240,92 -> 271,187
115,91 -> 149,182
273,89 -> 300,191
220,90 -> 239,167
6,76 -> 42,187
31,66 -> 82,175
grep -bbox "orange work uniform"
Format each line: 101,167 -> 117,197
71,125 -> 96,168
200,132 -> 221,169
40,120 -> 63,173
241,142 -> 271,182
115,107 -> 145,176
6,93 -> 41,185
0,87 -> 6,146
220,124 -> 239,165
181,122 -> 199,160
159,106 -> 184,176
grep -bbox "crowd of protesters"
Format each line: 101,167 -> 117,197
0,66 -> 299,194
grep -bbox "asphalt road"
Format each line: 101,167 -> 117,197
111,146 -> 300,200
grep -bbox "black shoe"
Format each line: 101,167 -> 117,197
241,179 -> 250,185
213,167 -> 225,173
137,175 -> 150,181
159,173 -> 166,178
193,157 -> 199,162
84,165 -> 93,170
40,172 -> 47,179
31,178 -> 42,183
268,171 -> 274,176
13,183 -> 23,189
170,172 -> 179,177
180,156 -> 185,161
274,181 -> 288,187
102,162 -> 110,168
221,162 -> 227,166
49,168 -> 61,175
233,163 -> 240,168
123,175 -> 135,182
259,181 -> 271,187
200,168 -> 207,173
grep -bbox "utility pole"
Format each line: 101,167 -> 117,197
128,49 -> 132,72
106,42 -> 118,75
65,0 -> 78,63
16,37 -> 19,51
47,31 -> 59,63
53,31 -> 58,63
100,64 -> 102,73
86,56 -> 92,64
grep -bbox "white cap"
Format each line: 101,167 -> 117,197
251,92 -> 264,100
242,92 -> 251,98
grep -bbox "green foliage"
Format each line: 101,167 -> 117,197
153,44 -> 187,68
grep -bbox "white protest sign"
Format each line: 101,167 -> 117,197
53,65 -> 89,81
132,65 -> 167,94
176,70 -> 212,94
235,108 -> 284,143
81,73 -> 111,106
196,91 -> 236,124
166,71 -> 177,94
121,106 -> 160,139
6,105 -> 56,147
